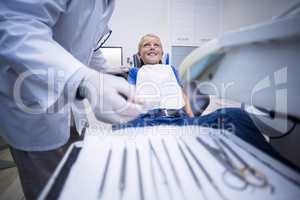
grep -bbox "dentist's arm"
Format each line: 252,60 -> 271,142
0,0 -> 86,109
0,0 -> 141,123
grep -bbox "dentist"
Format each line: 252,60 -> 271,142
0,0 -> 141,199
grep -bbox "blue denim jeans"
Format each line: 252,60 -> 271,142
113,108 -> 280,158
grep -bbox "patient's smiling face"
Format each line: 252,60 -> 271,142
138,35 -> 163,65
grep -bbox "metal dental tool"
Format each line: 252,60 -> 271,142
217,137 -> 274,193
149,140 -> 160,200
161,139 -> 186,200
98,148 -> 112,199
136,147 -> 145,200
196,136 -> 247,190
232,137 -> 300,188
148,139 -> 172,200
119,145 -> 127,200
179,138 -> 228,200
176,141 -> 208,200
196,136 -> 271,192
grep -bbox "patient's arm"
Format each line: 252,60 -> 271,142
182,90 -> 194,117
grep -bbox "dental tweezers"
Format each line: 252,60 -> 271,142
148,139 -> 172,200
149,141 -> 160,200
136,147 -> 145,200
177,141 -> 208,200
179,138 -> 228,200
161,139 -> 186,199
98,148 -> 112,198
119,146 -> 127,199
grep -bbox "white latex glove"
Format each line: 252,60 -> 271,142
79,72 -> 143,124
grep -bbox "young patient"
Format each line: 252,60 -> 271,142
127,33 -> 194,117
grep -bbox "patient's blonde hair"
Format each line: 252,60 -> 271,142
138,33 -> 163,54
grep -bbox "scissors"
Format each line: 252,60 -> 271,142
217,137 -> 274,191
196,136 -> 273,192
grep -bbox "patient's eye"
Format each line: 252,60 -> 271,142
143,43 -> 151,48
154,43 -> 161,48
143,42 -> 161,49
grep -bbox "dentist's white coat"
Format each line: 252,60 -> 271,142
0,0 -> 115,151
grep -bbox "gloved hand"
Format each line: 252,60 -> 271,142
78,72 -> 143,123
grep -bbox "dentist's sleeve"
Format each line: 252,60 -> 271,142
0,0 -> 92,110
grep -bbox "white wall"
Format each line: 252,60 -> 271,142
106,0 -> 171,64
106,0 -> 299,64
222,0 -> 300,32
105,0 -> 299,62
172,0 -> 300,70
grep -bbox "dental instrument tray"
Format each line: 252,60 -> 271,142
38,126 -> 300,200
